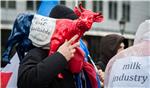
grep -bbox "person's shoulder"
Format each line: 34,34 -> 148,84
29,47 -> 48,53
28,47 -> 49,58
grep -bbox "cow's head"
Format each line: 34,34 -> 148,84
74,3 -> 103,30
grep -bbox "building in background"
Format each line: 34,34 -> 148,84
1,0 -> 150,61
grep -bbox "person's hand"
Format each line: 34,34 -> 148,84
57,35 -> 79,61
98,69 -> 104,87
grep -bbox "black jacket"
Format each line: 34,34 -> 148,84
17,48 -> 76,88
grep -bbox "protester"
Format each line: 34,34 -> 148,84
17,5 -> 102,88
17,5 -> 81,88
96,34 -> 125,71
104,20 -> 150,88
95,34 -> 125,87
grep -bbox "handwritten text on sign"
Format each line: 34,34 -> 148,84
29,14 -> 56,47
108,56 -> 150,88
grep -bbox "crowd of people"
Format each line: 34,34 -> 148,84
1,4 -> 150,88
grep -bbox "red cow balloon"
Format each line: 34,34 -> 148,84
49,3 -> 103,74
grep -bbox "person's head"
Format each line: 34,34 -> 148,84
99,34 -> 125,65
134,20 -> 150,45
49,5 -> 78,20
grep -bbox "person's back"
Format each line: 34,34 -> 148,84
104,20 -> 150,88
18,47 -> 77,88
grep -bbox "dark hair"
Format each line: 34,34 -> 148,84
97,34 -> 125,71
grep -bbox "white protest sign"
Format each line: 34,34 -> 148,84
108,56 -> 150,88
29,14 -> 56,48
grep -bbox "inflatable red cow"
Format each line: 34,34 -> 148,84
49,4 -> 103,73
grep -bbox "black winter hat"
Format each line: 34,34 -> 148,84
49,5 -> 78,20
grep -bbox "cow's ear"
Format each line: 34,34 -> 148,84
94,13 -> 104,22
74,7 -> 81,17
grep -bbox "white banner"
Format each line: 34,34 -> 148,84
1,53 -> 19,88
29,14 -> 56,48
108,56 -> 150,88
